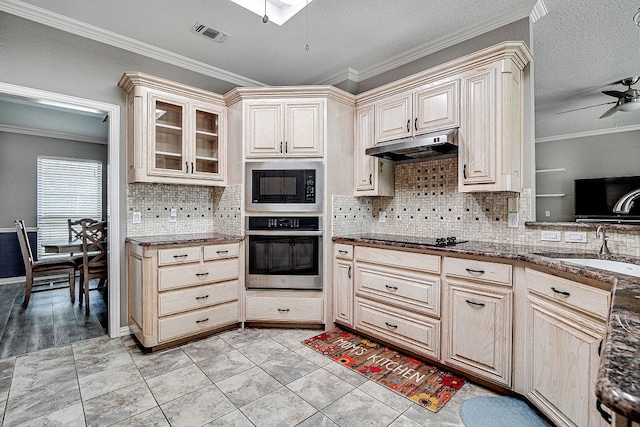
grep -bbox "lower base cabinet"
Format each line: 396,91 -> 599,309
526,268 -> 611,427
127,240 -> 242,348
245,290 -> 323,324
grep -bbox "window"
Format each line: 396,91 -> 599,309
37,156 -> 103,259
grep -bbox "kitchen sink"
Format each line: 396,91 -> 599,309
557,258 -> 640,278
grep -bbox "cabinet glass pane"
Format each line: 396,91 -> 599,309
195,109 -> 219,174
154,101 -> 183,171
195,135 -> 218,159
196,159 -> 218,174
195,110 -> 218,133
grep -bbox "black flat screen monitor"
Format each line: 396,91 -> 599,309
574,175 -> 640,220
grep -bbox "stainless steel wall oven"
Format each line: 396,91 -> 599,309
245,216 -> 322,290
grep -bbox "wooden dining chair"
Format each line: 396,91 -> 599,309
79,221 -> 107,315
14,219 -> 76,309
67,218 -> 98,276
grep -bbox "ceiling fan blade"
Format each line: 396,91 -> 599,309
602,90 -> 628,98
599,105 -> 619,119
557,101 -> 616,115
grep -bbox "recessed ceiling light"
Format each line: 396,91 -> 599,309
229,0 -> 312,25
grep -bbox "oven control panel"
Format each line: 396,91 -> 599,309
247,216 -> 321,231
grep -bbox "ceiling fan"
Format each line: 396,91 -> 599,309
557,77 -> 640,118
599,77 -> 640,118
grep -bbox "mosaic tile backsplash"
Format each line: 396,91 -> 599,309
332,157 -> 640,257
126,183 -> 242,237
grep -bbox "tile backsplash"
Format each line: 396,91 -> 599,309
126,183 -> 242,236
332,158 -> 640,257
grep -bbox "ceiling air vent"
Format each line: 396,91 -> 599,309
191,22 -> 229,43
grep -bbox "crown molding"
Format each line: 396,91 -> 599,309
530,0 -> 548,23
224,85 -> 355,106
316,68 -> 360,86
535,124 -> 640,143
0,123 -> 107,144
0,0 -> 267,88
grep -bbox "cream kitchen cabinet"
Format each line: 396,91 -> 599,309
245,290 -> 323,324
458,50 -> 531,193
374,78 -> 459,143
443,257 -> 513,387
333,243 -> 354,327
119,72 -> 227,186
126,239 -> 242,348
354,104 -> 394,196
245,99 -> 324,158
353,246 -> 442,360
525,268 -> 611,427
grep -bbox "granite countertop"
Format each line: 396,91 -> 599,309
333,233 -> 640,421
126,232 -> 243,246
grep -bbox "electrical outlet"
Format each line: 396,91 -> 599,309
379,211 -> 386,223
169,208 -> 177,223
540,230 -> 561,242
564,231 -> 587,243
132,212 -> 141,224
508,212 -> 519,228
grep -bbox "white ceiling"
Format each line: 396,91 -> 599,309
1,0 -> 640,139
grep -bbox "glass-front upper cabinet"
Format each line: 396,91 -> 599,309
152,98 -> 187,176
119,72 -> 227,186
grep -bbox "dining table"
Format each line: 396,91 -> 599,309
43,239 -> 83,254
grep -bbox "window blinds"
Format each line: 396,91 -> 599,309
37,156 -> 103,259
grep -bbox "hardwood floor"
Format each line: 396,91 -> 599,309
0,280 -> 107,358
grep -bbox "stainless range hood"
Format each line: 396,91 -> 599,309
365,128 -> 458,163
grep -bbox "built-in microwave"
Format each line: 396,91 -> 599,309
245,161 -> 323,212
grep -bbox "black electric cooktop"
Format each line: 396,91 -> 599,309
352,234 -> 468,247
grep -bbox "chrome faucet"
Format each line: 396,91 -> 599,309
613,188 -> 640,214
596,226 -> 610,255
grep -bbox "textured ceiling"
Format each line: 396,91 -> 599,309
1,0 -> 640,139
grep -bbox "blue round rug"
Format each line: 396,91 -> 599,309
459,396 -> 547,427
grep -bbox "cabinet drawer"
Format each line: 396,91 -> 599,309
245,293 -> 323,323
354,298 -> 440,360
334,243 -> 353,260
158,280 -> 239,316
158,301 -> 240,343
355,264 -> 439,317
526,268 -> 610,319
203,243 -> 239,260
355,246 -> 440,274
445,257 -> 512,285
158,258 -> 239,291
158,246 -> 201,266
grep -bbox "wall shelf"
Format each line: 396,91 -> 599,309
535,168 -> 566,173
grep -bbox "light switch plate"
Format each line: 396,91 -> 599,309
379,211 -> 386,223
540,230 -> 561,242
132,212 -> 141,224
169,208 -> 177,223
564,231 -> 587,243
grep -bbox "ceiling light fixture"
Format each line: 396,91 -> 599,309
262,0 -> 269,23
230,0 -> 312,26
634,7 -> 640,26
304,0 -> 309,51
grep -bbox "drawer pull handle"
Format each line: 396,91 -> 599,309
466,299 -> 485,308
173,254 -> 188,259
385,285 -> 398,291
338,250 -> 348,255
551,287 -> 570,297
216,250 -> 228,255
465,268 -> 485,274
277,308 -> 290,313
195,318 -> 209,324
195,295 -> 209,301
348,266 -> 352,279
385,322 -> 398,329
196,272 -> 210,278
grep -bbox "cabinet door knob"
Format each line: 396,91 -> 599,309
285,141 -> 288,153
348,266 -> 352,279
369,173 -> 372,185
191,162 -> 194,174
463,164 -> 467,179
280,141 -> 283,153
406,119 -> 410,133
414,117 -> 418,131
185,161 -> 189,173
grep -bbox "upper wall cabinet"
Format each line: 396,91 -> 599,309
245,99 -> 324,158
354,104 -> 394,196
374,78 -> 459,144
119,72 -> 227,186
458,54 -> 529,193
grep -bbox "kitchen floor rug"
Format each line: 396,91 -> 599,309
302,328 -> 465,413
459,396 -> 548,427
